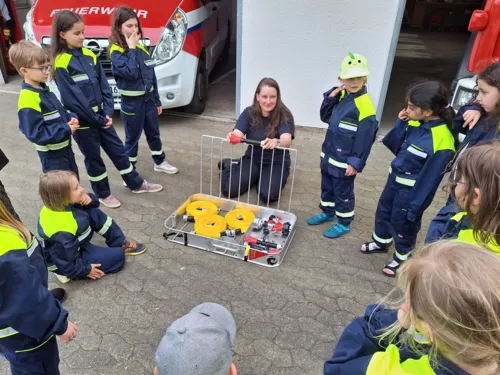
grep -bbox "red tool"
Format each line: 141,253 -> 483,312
228,134 -> 264,147
245,235 -> 282,250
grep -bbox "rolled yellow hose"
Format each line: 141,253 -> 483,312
186,201 -> 218,217
194,215 -> 227,238
225,209 -> 255,232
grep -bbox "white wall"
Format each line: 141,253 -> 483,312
237,0 -> 405,128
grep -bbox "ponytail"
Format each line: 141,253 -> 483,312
439,105 -> 459,148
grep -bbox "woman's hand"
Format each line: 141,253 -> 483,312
157,106 -> 163,115
345,165 -> 358,176
262,138 -> 279,150
126,31 -> 141,49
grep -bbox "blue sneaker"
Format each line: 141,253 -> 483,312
323,222 -> 351,238
307,212 -> 335,225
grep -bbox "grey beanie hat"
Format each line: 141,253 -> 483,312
155,303 -> 236,375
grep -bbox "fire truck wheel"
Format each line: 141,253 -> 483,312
184,55 -> 208,114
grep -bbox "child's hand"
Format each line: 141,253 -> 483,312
103,115 -> 113,129
398,109 -> 409,121
126,31 -> 141,49
345,165 -> 358,176
462,109 -> 481,129
88,264 -> 105,280
329,84 -> 345,98
157,106 -> 163,115
79,194 -> 93,206
68,120 -> 80,134
58,321 -> 78,343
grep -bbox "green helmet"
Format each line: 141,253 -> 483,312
339,52 -> 369,79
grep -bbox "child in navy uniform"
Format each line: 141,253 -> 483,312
0,200 -> 77,375
361,81 -> 456,277
37,170 -> 146,284
325,241 -> 500,375
109,7 -> 178,175
51,10 -> 163,209
308,52 -> 378,239
9,40 -> 80,174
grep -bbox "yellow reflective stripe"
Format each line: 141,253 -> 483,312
18,89 -> 41,112
92,106 -> 99,112
328,158 -> 348,169
119,89 -> 146,96
367,345 -> 435,375
40,207 -> 78,237
109,44 -> 124,54
431,124 -> 455,153
407,145 -> 427,159
394,249 -> 411,261
151,150 -> 164,156
451,211 -> 467,222
98,217 -> 112,235
35,140 -> 70,152
120,109 -> 135,116
82,48 -> 97,65
0,326 -> 19,338
77,127 -> 90,130
54,53 -> 72,70
88,172 -> 108,182
407,327 -> 431,344
320,152 -> 325,158
129,156 -> 138,162
0,227 -> 29,256
339,122 -> 358,132
119,164 -> 133,175
77,226 -> 91,242
395,176 -> 416,187
72,74 -> 89,82
15,335 -> 54,353
43,112 -> 61,121
320,200 -> 335,207
27,237 -> 38,257
354,93 -> 376,121
336,211 -> 354,218
48,265 -> 58,271
137,43 -> 150,55
373,231 -> 392,244
408,120 -> 421,127
144,60 -> 155,67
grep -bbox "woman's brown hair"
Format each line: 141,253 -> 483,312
378,241 -> 500,370
108,7 -> 144,54
39,170 -> 77,211
476,61 -> 500,115
0,201 -> 30,244
50,10 -> 83,77
453,140 -> 500,246
248,78 -> 294,138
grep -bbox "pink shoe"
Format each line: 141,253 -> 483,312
132,180 -> 163,194
99,195 -> 121,208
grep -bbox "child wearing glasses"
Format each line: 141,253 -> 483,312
9,40 -> 80,174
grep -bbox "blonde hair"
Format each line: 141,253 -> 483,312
8,40 -> 49,74
39,170 -> 77,211
378,241 -> 500,370
0,201 -> 31,244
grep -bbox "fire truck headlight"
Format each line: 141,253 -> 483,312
152,9 -> 187,65
452,87 -> 474,112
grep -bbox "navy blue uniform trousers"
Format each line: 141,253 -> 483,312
72,126 -> 143,198
39,147 -> 79,177
3,336 -> 59,375
319,168 -> 355,226
120,94 -> 165,166
373,174 -> 422,262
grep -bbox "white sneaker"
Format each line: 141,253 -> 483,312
132,180 -> 163,194
123,181 -> 127,187
54,273 -> 70,284
154,161 -> 178,174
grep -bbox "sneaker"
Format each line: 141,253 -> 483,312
122,240 -> 147,255
154,161 -> 178,174
54,273 -> 70,284
323,222 -> 351,239
132,180 -> 163,194
99,195 -> 121,208
50,288 -> 67,304
123,181 -> 127,187
307,212 -> 335,225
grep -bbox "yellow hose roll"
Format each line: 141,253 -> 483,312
186,201 -> 218,217
225,209 -> 255,232
194,215 -> 227,238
